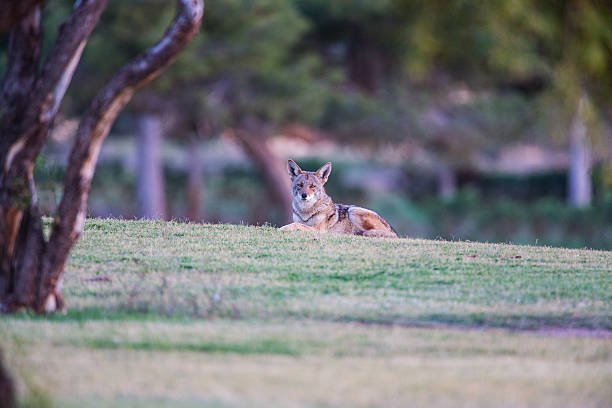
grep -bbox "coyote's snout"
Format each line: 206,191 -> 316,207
279,160 -> 398,238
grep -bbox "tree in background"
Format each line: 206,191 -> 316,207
543,0 -> 611,207
296,0 -> 610,204
0,0 -> 203,313
396,0 -> 612,206
69,0 -> 182,220
293,0 -> 533,197
170,0 -> 325,223
136,113 -> 168,219
69,0 -> 334,224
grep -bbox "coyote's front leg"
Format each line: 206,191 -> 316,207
279,222 -> 318,233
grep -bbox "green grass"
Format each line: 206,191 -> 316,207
1,218 -> 611,407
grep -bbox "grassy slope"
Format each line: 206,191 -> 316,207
1,219 -> 611,407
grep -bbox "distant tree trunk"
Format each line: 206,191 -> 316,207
232,129 -> 293,225
437,165 -> 457,199
0,349 -> 16,408
347,29 -> 384,92
567,94 -> 592,208
0,0 -> 203,314
137,114 -> 167,220
185,140 -> 203,222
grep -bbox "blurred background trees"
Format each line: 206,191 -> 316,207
9,0 -> 611,248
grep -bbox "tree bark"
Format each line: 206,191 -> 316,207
137,114 -> 167,220
567,94 -> 592,208
232,129 -> 293,225
0,349 -> 16,408
0,0 -> 45,34
0,0 -> 204,313
1,0 -> 107,313
186,140 -> 204,222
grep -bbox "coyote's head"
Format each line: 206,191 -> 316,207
287,160 -> 332,207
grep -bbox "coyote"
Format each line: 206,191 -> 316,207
279,160 -> 398,238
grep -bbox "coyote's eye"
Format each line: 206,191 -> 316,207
310,184 -> 315,188
296,183 -> 303,188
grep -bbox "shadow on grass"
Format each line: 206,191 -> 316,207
5,307 -> 173,323
6,307 -> 612,332
336,312 -> 612,331
84,338 -> 300,356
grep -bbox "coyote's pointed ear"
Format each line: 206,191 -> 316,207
315,162 -> 332,184
287,159 -> 303,181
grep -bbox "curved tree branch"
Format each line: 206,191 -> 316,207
38,0 -> 204,312
11,0 -> 109,167
36,0 -> 108,124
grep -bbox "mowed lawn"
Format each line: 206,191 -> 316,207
1,219 -> 611,407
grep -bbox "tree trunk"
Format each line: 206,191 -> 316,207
0,0 -> 107,313
186,141 -> 203,222
0,0 -> 45,34
568,94 -> 592,208
0,349 -> 16,408
437,165 -> 457,199
232,129 -> 293,225
0,0 -> 203,314
137,114 -> 167,220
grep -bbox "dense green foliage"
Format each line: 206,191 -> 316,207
41,0 -> 612,144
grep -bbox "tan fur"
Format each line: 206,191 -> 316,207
279,160 -> 398,238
